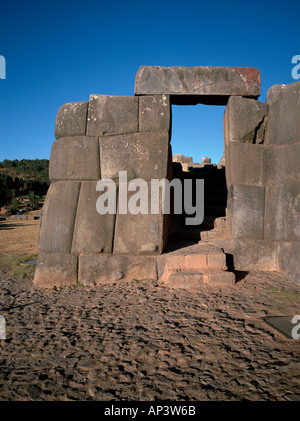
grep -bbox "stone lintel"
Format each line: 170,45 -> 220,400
135,66 -> 261,105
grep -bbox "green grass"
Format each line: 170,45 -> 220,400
0,254 -> 38,278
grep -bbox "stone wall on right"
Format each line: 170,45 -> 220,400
224,80 -> 300,285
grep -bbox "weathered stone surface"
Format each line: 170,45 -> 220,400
262,145 -> 285,186
139,94 -> 171,132
157,243 -> 229,285
224,96 -> 269,145
55,102 -> 88,139
227,184 -> 265,239
34,252 -> 78,288
99,132 -> 171,182
86,95 -> 139,136
113,181 -> 168,255
265,81 -> 300,145
203,270 -> 236,286
264,186 -> 284,241
226,143 -> 264,186
285,142 -> 300,180
49,136 -> 100,181
172,154 -> 193,164
277,242 -> 300,285
166,271 -> 205,289
280,178 -> 300,242
264,179 -> 300,243
78,254 -> 158,285
211,238 -> 278,271
135,66 -> 261,104
38,181 -> 80,253
71,181 -> 115,254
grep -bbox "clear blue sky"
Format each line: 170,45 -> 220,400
0,0 -> 299,164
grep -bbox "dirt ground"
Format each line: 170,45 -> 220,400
0,218 -> 300,401
0,215 -> 40,257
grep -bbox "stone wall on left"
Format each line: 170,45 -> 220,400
34,94 -> 172,287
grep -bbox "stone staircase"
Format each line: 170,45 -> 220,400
159,163 -> 235,289
157,242 -> 235,288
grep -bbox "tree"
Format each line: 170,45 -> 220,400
27,191 -> 39,210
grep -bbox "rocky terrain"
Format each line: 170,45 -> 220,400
1,269 -> 300,401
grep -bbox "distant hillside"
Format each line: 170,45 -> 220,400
0,159 -> 50,207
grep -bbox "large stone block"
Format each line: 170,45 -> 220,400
224,96 -> 269,145
264,186 -> 284,241
55,102 -> 88,139
135,66 -> 261,104
99,132 -> 171,182
226,143 -> 264,186
264,180 -> 300,242
227,184 -> 265,239
38,181 -> 80,252
262,145 -> 286,186
284,142 -> 300,180
113,181 -> 168,255
78,254 -> 158,285
71,181 -> 115,254
34,252 -> 78,288
86,95 -> 139,136
277,242 -> 300,286
49,136 -> 100,181
281,178 -> 300,242
139,94 -> 171,132
265,81 -> 300,145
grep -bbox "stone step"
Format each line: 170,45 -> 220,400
200,228 -> 226,241
158,241 -> 235,289
163,269 -> 236,289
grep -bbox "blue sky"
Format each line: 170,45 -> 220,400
0,0 -> 299,164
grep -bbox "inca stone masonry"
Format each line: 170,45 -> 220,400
33,66 -> 300,288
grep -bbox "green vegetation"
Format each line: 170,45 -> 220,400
0,159 -> 50,207
0,254 -> 38,278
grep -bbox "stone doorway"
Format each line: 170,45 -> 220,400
169,103 -> 227,247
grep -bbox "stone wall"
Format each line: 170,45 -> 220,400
223,81 -> 300,284
34,66 -> 300,287
34,94 -> 172,287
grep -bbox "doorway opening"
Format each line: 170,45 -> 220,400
168,103 -> 228,247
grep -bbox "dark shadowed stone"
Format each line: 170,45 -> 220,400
49,136 -> 100,181
264,186 -> 284,241
280,178 -> 300,242
55,102 -> 88,139
135,66 -> 261,104
285,142 -> 300,180
224,96 -> 269,144
71,181 -> 115,254
139,94 -> 171,132
99,132 -> 171,182
262,145 -> 286,187
226,143 -> 264,186
227,184 -> 265,239
265,81 -> 300,145
265,179 -> 300,243
38,181 -> 80,253
33,252 -> 78,288
78,254 -> 158,285
86,95 -> 139,136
